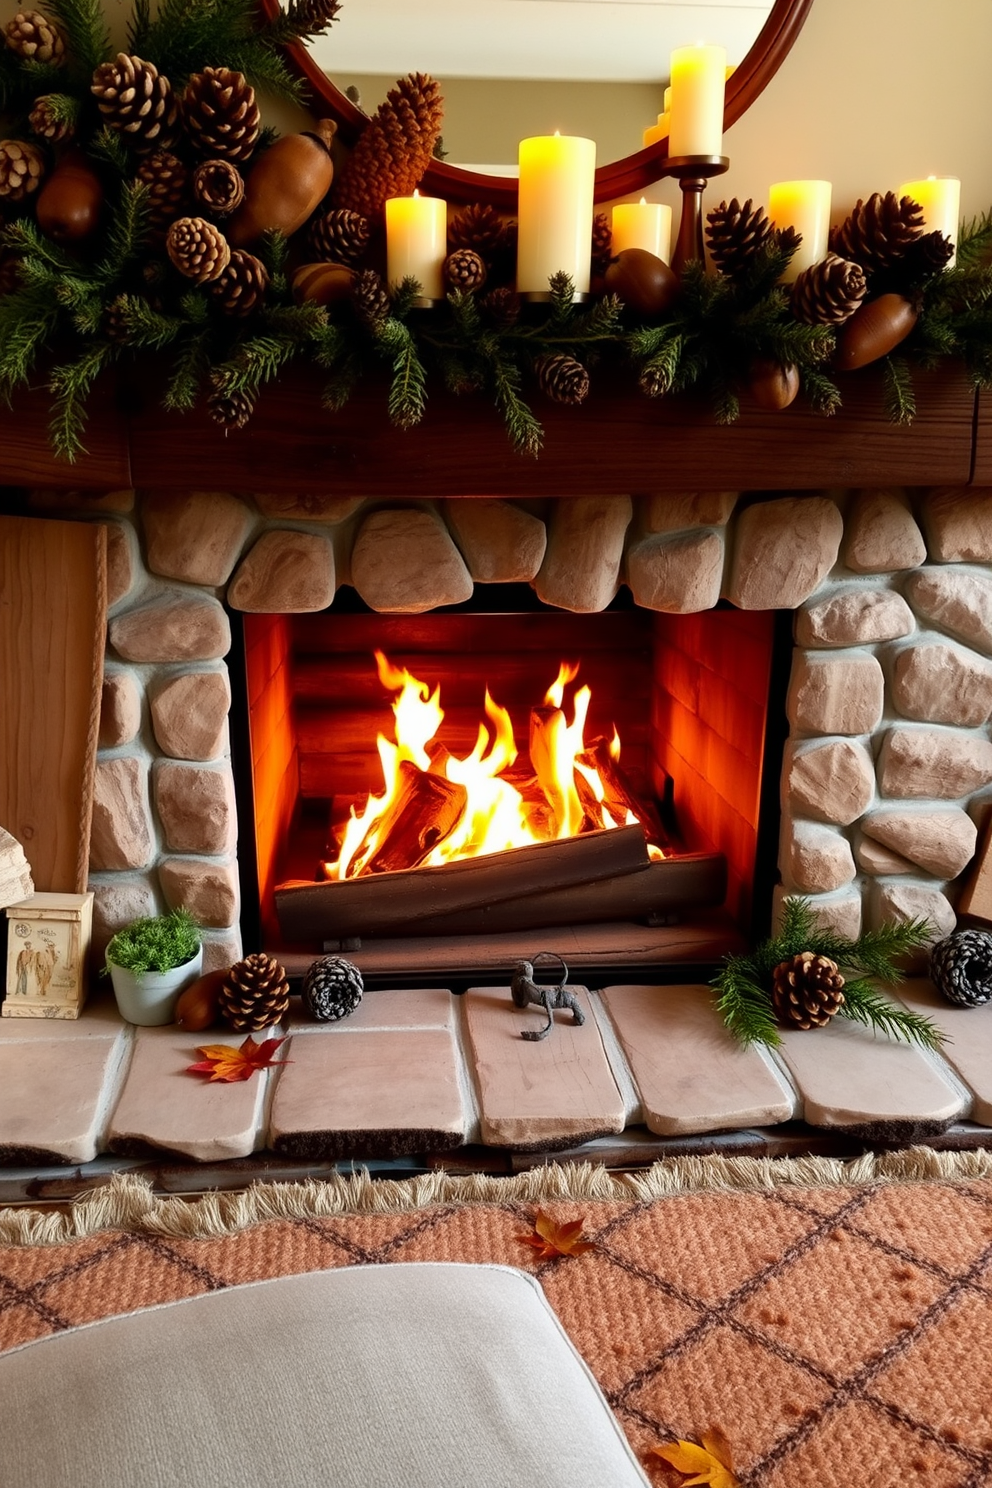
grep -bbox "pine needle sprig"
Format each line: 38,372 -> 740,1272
41,0 -> 112,77
48,339 -> 115,461
164,328 -> 212,412
261,0 -> 343,46
112,294 -> 185,350
839,979 -> 944,1049
490,354 -> 543,457
953,209 -> 992,270
801,366 -> 842,416
882,354 -> 916,423
0,286 -> 62,396
378,319 -> 427,430
129,0 -> 299,97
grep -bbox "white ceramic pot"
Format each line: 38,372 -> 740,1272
108,948 -> 203,1027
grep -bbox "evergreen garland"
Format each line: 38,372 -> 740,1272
1,0 -> 992,462
712,897 -> 944,1050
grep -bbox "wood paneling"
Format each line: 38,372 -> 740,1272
0,377 -> 131,490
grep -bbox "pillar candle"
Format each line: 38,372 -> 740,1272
768,180 -> 832,282
611,199 -> 673,263
642,113 -> 669,148
899,176 -> 961,266
669,44 -> 726,158
516,133 -> 597,296
385,190 -> 447,300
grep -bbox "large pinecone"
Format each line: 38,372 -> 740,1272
706,198 -> 773,279
211,248 -> 269,316
166,215 -> 231,282
309,208 -> 370,266
591,212 -> 612,276
136,150 -> 189,235
193,158 -> 245,217
829,191 -> 925,276
219,953 -> 290,1032
536,352 -> 590,406
449,202 -> 508,260
444,247 -> 486,293
332,72 -> 444,218
5,11 -> 65,63
301,955 -> 363,1021
183,68 -> 260,164
930,930 -> 992,1007
791,253 -> 867,326
91,54 -> 180,152
771,951 -> 846,1030
0,139 -> 44,201
29,94 -> 76,143
901,229 -> 955,284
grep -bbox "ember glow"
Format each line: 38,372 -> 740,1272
328,651 -> 663,880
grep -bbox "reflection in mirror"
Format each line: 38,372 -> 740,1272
305,1 -> 774,170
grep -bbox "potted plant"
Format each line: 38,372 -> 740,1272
105,909 -> 203,1027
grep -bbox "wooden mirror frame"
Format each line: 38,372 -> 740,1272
258,0 -> 813,208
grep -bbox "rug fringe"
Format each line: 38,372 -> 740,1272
2,1145 -> 991,1245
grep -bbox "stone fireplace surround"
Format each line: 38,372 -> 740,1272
5,481 -> 992,1178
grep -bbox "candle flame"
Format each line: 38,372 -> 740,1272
639,196 -> 647,206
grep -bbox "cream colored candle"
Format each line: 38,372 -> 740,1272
669,44 -> 726,157
516,133 -> 596,296
642,112 -> 669,148
899,176 -> 961,266
385,190 -> 447,300
768,180 -> 832,282
611,199 -> 673,263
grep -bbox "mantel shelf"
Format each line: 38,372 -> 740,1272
1,363 -> 986,496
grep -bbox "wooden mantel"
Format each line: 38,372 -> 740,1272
1,362 -> 987,496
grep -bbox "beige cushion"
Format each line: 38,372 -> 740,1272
0,1262 -> 650,1488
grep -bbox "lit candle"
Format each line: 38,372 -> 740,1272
385,190 -> 447,301
642,113 -> 669,148
611,199 -> 673,263
669,44 -> 726,158
517,133 -> 597,296
768,180 -> 832,282
899,176 -> 961,266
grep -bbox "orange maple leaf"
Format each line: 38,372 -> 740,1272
186,1035 -> 291,1083
517,1210 -> 599,1259
651,1427 -> 739,1488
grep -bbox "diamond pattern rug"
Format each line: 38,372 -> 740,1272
2,1152 -> 992,1488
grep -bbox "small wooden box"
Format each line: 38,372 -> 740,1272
3,892 -> 94,1019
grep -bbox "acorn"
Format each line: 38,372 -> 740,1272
34,150 -> 104,243
227,121 -> 336,249
292,260 -> 355,307
748,358 -> 800,411
834,293 -> 918,372
174,967 -> 227,1031
603,248 -> 679,317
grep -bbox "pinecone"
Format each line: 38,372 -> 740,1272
207,378 -> 254,431
103,294 -> 131,343
332,72 -> 444,218
192,158 -> 245,217
182,68 -> 260,164
5,11 -> 65,64
591,212 -> 612,276
301,955 -> 363,1021
91,54 -> 180,153
286,0 -> 343,31
0,140 -> 45,202
479,286 -> 521,329
828,191 -> 925,275
165,215 -> 231,283
28,94 -> 76,144
309,208 -> 370,266
136,150 -> 189,236
901,229 -> 955,284
219,953 -> 290,1032
535,352 -> 590,406
770,951 -> 846,1030
930,930 -> 992,1007
444,247 -> 486,293
210,248 -> 269,316
706,198 -> 773,279
352,267 -> 391,328
791,253 -> 868,326
448,202 -> 508,261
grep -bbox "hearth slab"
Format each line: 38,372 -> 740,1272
268,1027 -> 467,1159
894,979 -> 992,1126
464,986 -> 626,1148
599,984 -> 797,1136
287,986 -> 454,1033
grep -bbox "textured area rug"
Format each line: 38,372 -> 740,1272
3,1149 -> 992,1488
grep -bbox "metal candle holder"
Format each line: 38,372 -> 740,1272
665,154 -> 730,275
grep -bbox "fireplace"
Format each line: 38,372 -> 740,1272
236,597 -> 781,974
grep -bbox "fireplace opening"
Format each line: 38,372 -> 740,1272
231,590 -> 786,981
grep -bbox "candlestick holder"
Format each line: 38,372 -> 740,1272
664,154 -> 730,275
520,289 -> 591,305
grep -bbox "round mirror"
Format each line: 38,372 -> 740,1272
261,0 -> 812,208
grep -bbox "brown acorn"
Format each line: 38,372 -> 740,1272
34,150 -> 104,242
834,293 -> 918,372
749,358 -> 800,411
603,248 -> 679,317
227,121 -> 336,249
174,968 -> 227,1031
292,260 -> 355,307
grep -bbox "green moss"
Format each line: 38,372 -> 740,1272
104,909 -> 201,975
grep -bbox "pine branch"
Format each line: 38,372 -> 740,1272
86,125 -> 131,179
490,355 -> 543,457
47,340 -> 114,462
378,320 -> 427,431
164,329 -> 211,412
954,209 -> 992,270
712,957 -> 783,1047
261,0 -> 343,46
112,295 -> 184,350
132,0 -> 300,96
801,366 -> 842,416
882,354 -> 916,423
0,287 -> 62,395
545,270 -> 578,332
839,978 -> 945,1049
40,0 -> 112,75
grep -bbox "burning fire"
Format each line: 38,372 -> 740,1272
328,652 -> 663,880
